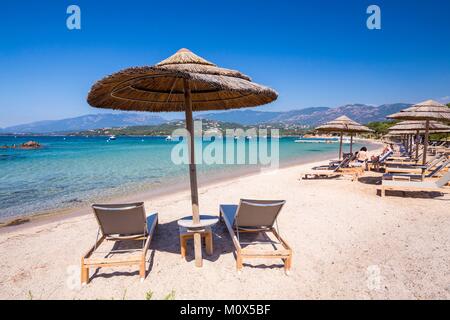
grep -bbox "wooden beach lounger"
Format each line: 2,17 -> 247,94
367,150 -> 393,171
379,171 -> 450,197
81,202 -> 158,285
384,154 -> 445,175
383,158 -> 449,181
303,154 -> 362,181
220,199 -> 292,274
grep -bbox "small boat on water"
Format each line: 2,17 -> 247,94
109,135 -> 117,140
165,135 -> 173,141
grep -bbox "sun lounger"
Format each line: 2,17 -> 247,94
313,153 -> 353,171
368,150 -> 393,171
81,202 -> 158,284
379,171 -> 450,197
220,199 -> 292,274
303,154 -> 361,180
384,154 -> 445,175
383,158 -> 449,181
388,147 -> 422,162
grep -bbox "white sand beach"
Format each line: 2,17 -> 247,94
0,152 -> 449,300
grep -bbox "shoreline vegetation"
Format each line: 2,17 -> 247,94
6,118 -> 447,140
0,119 -> 405,138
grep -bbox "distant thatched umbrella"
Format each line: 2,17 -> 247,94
315,116 -> 374,159
387,100 -> 450,164
387,121 -> 450,158
87,48 -> 277,267
388,121 -> 450,158
387,129 -> 450,135
388,120 -> 450,132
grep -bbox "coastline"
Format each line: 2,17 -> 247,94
0,139 -> 383,232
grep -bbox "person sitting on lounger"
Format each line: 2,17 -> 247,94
351,147 -> 369,167
356,147 -> 369,163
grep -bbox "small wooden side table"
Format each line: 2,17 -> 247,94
177,215 -> 219,267
179,226 -> 213,259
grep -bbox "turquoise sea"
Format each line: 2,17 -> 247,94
0,136 -> 370,220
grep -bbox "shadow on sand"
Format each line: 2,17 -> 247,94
89,217 -> 287,282
375,189 -> 450,199
358,176 -> 382,185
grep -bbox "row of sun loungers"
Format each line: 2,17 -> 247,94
379,141 -> 450,197
301,141 -> 450,198
81,199 -> 292,284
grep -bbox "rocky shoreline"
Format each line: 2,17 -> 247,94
0,140 -> 41,149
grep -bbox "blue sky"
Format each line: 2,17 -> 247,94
1,0 -> 449,127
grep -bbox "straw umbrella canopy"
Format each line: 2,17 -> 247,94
387,100 -> 450,164
315,116 -> 374,159
388,120 -> 450,132
388,121 -> 450,158
87,48 -> 277,267
388,129 -> 450,134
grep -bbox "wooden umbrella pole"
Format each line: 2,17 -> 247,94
405,135 -> 408,153
350,133 -> 353,154
409,135 -> 412,154
422,120 -> 430,165
339,131 -> 343,160
408,135 -> 411,153
415,130 -> 419,161
183,79 -> 200,224
411,135 -> 414,153
407,134 -> 411,154
184,79 -> 202,268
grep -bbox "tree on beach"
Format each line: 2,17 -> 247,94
366,121 -> 397,136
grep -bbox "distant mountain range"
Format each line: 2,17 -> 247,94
197,103 -> 411,126
0,113 -> 166,134
0,103 -> 411,134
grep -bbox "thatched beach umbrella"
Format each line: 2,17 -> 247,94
87,48 -> 277,267
315,116 -> 374,159
388,100 -> 450,164
388,121 -> 450,159
388,120 -> 450,132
